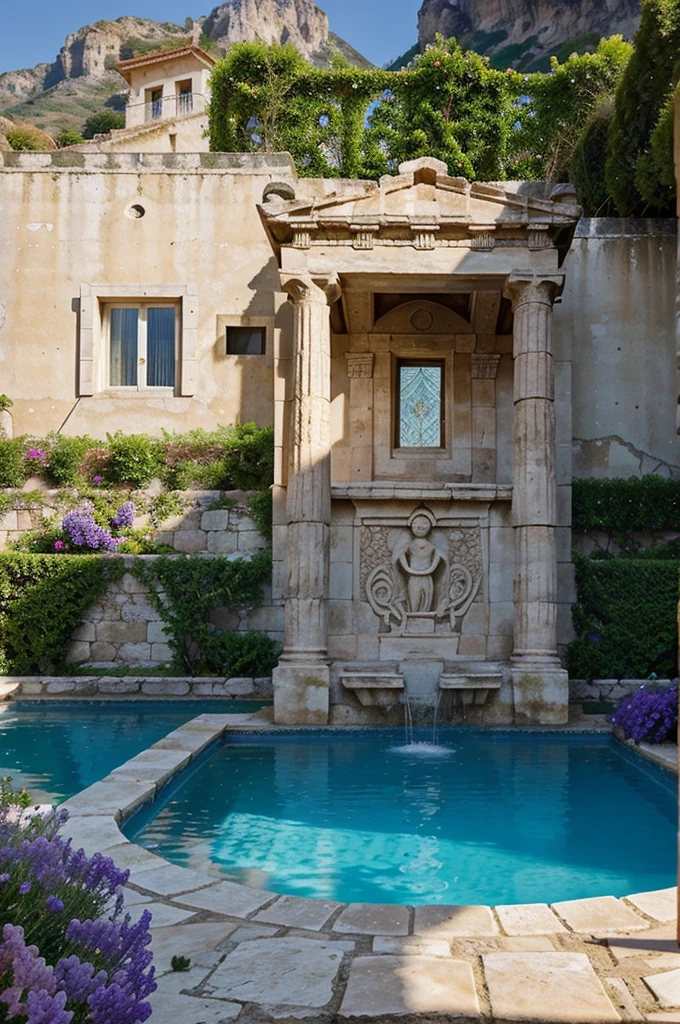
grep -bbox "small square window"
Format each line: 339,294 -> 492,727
396,359 -> 445,449
226,326 -> 266,355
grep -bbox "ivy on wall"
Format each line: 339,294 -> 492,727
133,552 -> 278,677
0,554 -> 125,675
207,37 -> 630,185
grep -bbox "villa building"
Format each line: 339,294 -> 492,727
0,52 -> 678,727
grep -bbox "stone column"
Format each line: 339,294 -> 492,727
504,271 -> 569,725
273,272 -> 341,725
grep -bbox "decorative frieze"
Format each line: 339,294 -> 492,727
469,226 -> 496,251
471,354 -> 501,380
351,223 -> 380,250
412,224 -> 439,250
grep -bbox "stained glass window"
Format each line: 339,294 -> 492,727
397,361 -> 444,448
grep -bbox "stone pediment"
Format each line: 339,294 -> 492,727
258,157 -> 581,257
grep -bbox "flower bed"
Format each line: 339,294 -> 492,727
0,779 -> 155,1022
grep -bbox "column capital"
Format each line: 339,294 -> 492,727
280,272 -> 341,306
503,271 -> 565,310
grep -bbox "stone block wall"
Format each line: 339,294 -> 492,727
64,558 -> 283,668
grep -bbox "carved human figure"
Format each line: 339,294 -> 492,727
398,514 -> 444,613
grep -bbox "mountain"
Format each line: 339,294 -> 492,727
416,0 -> 642,70
0,0 -> 372,135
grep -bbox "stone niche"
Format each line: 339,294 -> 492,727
328,493 -> 515,726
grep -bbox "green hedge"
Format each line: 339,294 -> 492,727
572,476 -> 680,535
567,556 -> 678,681
0,554 -> 124,675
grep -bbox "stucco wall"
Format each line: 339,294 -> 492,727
556,218 -> 679,479
0,151 -> 295,440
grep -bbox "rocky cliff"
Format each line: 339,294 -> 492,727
0,0 -> 370,133
417,0 -> 641,69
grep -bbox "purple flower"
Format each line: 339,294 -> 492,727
0,872 -> 10,883
20,880 -> 31,894
110,501 -> 135,530
93,476 -> 103,485
27,448 -> 47,463
62,504 -> 118,552
611,683 -> 678,743
54,540 -> 65,551
55,955 -> 107,1003
47,895 -> 65,913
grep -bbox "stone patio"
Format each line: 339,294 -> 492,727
59,713 -> 680,1024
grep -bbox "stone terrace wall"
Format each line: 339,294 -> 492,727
0,490 -> 268,554
66,558 -> 283,668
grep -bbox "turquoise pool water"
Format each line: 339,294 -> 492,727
0,701 -> 265,803
129,729 -> 678,906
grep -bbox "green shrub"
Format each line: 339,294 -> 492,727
570,105 -> 616,215
222,423 -> 274,490
5,125 -> 55,151
0,439 -> 28,488
248,489 -> 273,541
606,0 -> 680,214
134,552 -> 273,674
208,631 -> 281,677
44,434 -> 95,487
0,554 -> 124,674
168,459 -> 231,491
106,432 -> 163,488
82,110 -> 126,139
567,556 -> 679,681
55,128 -> 85,148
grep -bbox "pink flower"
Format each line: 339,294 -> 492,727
54,541 -> 65,551
27,448 -> 46,463
92,476 -> 102,485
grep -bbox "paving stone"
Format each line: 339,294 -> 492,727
608,924 -> 679,962
174,880 -> 275,917
339,955 -> 480,1018
99,842 -> 167,872
62,779 -> 156,820
150,922 -> 239,974
59,815 -> 124,855
552,895 -> 648,933
646,955 -> 680,971
483,952 -> 621,1023
604,977 -> 641,1020
227,923 -> 281,942
209,937 -> 352,1006
645,969 -> 680,1009
148,992 -> 241,1023
626,889 -> 677,923
127,902 -> 196,928
496,903 -> 568,936
128,863 -> 218,897
647,1014 -> 680,1022
373,936 -> 452,957
333,902 -> 410,936
497,936 -> 557,951
414,904 -> 498,938
122,888 -> 152,907
254,895 -> 341,930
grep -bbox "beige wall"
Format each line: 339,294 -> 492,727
0,151 -> 296,439
124,53 -> 212,128
556,218 -> 679,479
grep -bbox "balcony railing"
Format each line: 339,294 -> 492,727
138,92 -> 206,124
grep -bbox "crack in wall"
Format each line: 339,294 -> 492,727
573,435 -> 680,479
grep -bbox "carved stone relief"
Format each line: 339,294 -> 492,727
361,506 -> 482,635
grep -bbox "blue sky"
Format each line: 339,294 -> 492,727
0,0 -> 421,74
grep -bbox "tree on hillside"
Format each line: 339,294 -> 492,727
82,110 -> 126,139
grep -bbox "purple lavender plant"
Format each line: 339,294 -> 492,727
610,683 -> 678,744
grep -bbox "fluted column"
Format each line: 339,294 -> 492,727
504,271 -> 569,724
273,272 -> 340,725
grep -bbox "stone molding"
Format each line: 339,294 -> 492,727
471,354 -> 501,380
345,353 -> 374,379
503,271 -> 565,310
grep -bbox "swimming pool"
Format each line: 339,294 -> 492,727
128,728 -> 677,906
0,700 -> 266,803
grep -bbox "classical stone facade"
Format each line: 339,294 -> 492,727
259,157 -> 581,724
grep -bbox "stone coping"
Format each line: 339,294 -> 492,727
0,151 -> 297,174
57,713 -> 680,1023
0,676 -> 273,700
